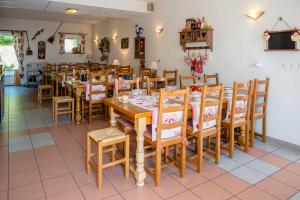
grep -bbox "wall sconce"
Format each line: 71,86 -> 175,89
112,34 -> 118,40
94,39 -> 99,43
246,10 -> 265,20
155,28 -> 164,35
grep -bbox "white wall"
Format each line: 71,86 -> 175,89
0,18 -> 92,83
92,0 -> 300,146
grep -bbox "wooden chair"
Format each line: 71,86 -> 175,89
106,64 -> 118,71
141,68 -> 156,88
86,127 -> 129,190
250,78 -> 270,145
117,70 -> 134,80
163,69 -> 178,86
204,73 -> 219,86
186,84 -> 224,172
179,75 -> 197,89
144,88 -> 190,186
52,96 -> 74,125
221,81 -> 253,158
146,77 -> 167,95
81,71 -> 107,123
115,78 -> 140,97
38,84 -> 53,104
120,65 -> 131,72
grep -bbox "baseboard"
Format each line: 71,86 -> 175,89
267,136 -> 300,152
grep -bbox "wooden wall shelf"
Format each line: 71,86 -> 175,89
179,29 -> 213,51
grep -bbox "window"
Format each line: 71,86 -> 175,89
0,32 -> 18,70
64,34 -> 82,54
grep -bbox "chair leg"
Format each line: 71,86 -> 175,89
72,99 -> 74,122
112,144 -> 116,162
262,117 -> 266,143
88,103 -> 92,124
124,135 -> 129,179
52,98 -> 55,120
68,102 -> 71,120
54,102 -> 58,125
86,135 -> 91,174
206,136 -> 211,149
164,146 -> 169,163
180,143 -> 186,177
229,127 -> 234,159
244,124 -> 249,153
196,136 -> 203,173
174,144 -> 178,162
250,118 -> 255,147
155,148 -> 161,186
215,131 -> 221,164
97,142 -> 103,190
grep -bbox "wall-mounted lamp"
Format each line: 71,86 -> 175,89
112,59 -> 120,66
155,28 -> 164,35
246,10 -> 265,20
112,34 -> 118,40
94,39 -> 99,43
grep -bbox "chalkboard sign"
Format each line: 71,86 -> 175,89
266,30 -> 297,51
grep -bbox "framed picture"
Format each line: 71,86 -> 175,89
38,41 -> 46,60
121,38 -> 129,49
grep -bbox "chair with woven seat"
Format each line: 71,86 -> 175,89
179,75 -> 197,89
86,127 -> 129,190
164,69 -> 178,86
204,73 -> 219,86
186,84 -> 224,172
141,68 -> 156,89
221,81 -> 253,158
250,78 -> 270,145
52,96 -> 74,125
38,84 -> 53,104
144,88 -> 189,186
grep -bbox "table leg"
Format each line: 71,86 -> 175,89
56,81 -> 59,97
67,85 -> 72,96
134,117 -> 147,187
109,106 -> 116,127
238,125 -> 246,145
75,88 -> 82,124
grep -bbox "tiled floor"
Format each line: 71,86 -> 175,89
1,86 -> 300,200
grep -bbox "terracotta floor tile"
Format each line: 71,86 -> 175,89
72,169 -> 96,186
65,158 -> 85,172
191,181 -> 232,200
104,194 -> 124,200
9,182 -> 45,200
42,174 -> 77,196
168,190 -> 200,200
34,146 -> 60,157
0,175 -> 8,191
200,162 -> 226,179
9,150 -> 35,163
237,186 -> 277,200
80,181 -> 118,200
284,162 -> 300,176
9,158 -> 38,174
148,176 -> 186,199
40,162 -> 70,180
271,169 -> 300,189
107,173 -> 136,193
121,185 -> 161,200
61,148 -> 84,161
9,169 -> 41,188
212,173 -> 251,195
260,153 -> 292,168
247,147 -> 268,158
171,168 -> 207,188
47,188 -> 85,200
0,163 -> 8,177
256,177 -> 297,200
0,190 -> 7,200
37,153 -> 64,167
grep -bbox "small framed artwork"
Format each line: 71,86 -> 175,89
121,38 -> 129,49
38,41 -> 46,59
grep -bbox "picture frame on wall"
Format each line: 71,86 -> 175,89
121,38 -> 129,49
38,41 -> 46,60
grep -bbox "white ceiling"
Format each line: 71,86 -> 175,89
0,0 -> 150,24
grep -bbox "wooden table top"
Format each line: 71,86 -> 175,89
64,80 -> 86,89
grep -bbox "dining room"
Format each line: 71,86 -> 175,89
0,0 -> 300,200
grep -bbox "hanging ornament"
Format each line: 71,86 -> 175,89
263,31 -> 270,40
291,28 -> 300,42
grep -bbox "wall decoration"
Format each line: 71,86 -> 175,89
98,37 -> 110,62
25,30 -> 33,56
31,29 -> 44,41
121,38 -> 129,49
135,24 -> 144,37
47,22 -> 63,44
38,41 -> 46,59
134,37 -> 145,59
264,17 -> 299,51
184,50 -> 210,80
179,17 -> 214,51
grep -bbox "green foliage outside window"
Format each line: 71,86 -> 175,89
0,36 -> 13,46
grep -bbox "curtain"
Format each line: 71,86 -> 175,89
59,32 -> 65,54
12,31 -> 25,79
81,34 -> 86,54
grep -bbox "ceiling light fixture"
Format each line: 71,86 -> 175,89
65,8 -> 78,14
246,10 -> 265,20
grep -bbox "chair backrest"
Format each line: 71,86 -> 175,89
229,81 -> 253,124
141,68 -> 156,88
198,84 -> 224,132
106,64 -> 118,71
204,73 -> 219,86
105,69 -> 117,85
252,78 -> 270,118
120,65 -> 131,72
147,77 -> 167,95
89,71 -> 107,102
164,69 -> 178,86
117,70 -> 134,80
180,75 -> 197,89
155,88 -> 189,145
65,68 -> 75,80
115,78 -> 140,97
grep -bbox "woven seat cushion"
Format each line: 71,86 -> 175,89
117,117 -> 134,130
88,127 -> 125,143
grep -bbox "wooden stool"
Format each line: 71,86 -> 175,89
86,127 -> 129,190
38,84 -> 53,104
53,96 -> 74,125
